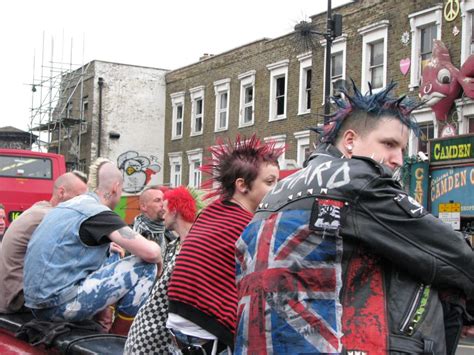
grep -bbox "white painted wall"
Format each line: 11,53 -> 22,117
93,61 -> 168,193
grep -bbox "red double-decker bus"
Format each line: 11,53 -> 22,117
0,149 -> 66,228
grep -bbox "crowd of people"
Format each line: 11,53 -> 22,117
0,82 -> 473,354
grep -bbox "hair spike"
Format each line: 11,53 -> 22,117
87,157 -> 113,191
314,80 -> 421,143
164,186 -> 198,223
200,134 -> 284,200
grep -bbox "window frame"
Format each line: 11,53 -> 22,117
408,5 -> 442,89
358,20 -> 389,93
409,106 -> 438,156
171,91 -> 185,140
267,60 -> 289,121
168,151 -> 182,188
297,52 -> 313,115
186,148 -> 203,188
293,130 -> 311,168
321,34 -> 347,100
213,78 -> 230,132
189,86 -> 205,136
238,70 -> 256,127
461,1 -> 474,63
264,134 -> 286,168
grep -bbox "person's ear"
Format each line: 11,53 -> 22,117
57,186 -> 66,200
341,129 -> 357,157
235,178 -> 249,194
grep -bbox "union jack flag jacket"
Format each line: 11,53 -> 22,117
235,143 -> 474,355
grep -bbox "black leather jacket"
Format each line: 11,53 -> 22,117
251,144 -> 474,354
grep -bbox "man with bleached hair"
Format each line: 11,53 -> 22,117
24,158 -> 162,335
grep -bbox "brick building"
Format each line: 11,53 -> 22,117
163,0 -> 474,190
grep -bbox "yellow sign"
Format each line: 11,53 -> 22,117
432,142 -> 472,161
444,0 -> 460,22
439,202 -> 461,213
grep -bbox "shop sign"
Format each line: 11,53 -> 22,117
430,166 -> 474,216
438,202 -> 461,230
430,135 -> 474,163
409,161 -> 429,209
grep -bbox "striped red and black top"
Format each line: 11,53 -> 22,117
167,199 -> 253,346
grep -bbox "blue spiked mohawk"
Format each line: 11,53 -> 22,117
314,80 -> 421,144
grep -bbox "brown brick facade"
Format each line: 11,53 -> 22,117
164,0 -> 464,186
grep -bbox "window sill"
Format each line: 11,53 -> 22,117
214,127 -> 228,133
297,110 -> 311,116
238,122 -> 254,128
269,115 -> 287,122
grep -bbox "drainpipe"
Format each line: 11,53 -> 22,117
97,77 -> 104,157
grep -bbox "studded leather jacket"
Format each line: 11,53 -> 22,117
235,144 -> 474,355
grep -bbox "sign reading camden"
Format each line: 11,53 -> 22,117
430,135 -> 474,163
430,166 -> 474,217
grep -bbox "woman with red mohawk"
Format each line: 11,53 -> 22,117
166,134 -> 284,354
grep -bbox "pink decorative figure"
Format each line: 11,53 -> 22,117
419,40 -> 461,121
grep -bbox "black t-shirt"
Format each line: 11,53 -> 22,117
79,211 -> 127,246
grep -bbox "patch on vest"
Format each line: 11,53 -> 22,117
310,198 -> 344,232
346,351 -> 368,355
394,193 -> 427,218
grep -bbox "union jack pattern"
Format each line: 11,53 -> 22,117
235,209 -> 344,355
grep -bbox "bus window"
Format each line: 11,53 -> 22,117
0,156 -> 53,179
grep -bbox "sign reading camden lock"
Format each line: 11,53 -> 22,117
430,134 -> 474,163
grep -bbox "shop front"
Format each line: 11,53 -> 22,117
427,134 -> 474,234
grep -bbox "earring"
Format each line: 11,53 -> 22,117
347,145 -> 353,152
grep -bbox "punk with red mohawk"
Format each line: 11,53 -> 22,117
201,134 -> 285,202
166,134 -> 284,352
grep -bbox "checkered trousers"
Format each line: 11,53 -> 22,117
124,240 -> 180,355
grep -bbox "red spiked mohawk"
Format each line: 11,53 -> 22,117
164,186 -> 197,223
200,134 -> 284,200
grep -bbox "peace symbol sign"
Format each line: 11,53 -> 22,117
444,0 -> 460,22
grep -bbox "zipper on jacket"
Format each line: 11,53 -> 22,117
399,284 -> 431,336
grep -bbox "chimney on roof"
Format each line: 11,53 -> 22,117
199,53 -> 214,61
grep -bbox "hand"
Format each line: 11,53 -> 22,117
110,242 -> 125,258
461,325 -> 474,337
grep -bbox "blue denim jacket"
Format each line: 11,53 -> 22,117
24,192 -> 110,309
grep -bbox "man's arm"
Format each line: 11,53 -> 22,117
349,178 -> 474,297
109,226 -> 162,264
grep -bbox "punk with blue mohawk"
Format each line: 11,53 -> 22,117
316,80 -> 421,144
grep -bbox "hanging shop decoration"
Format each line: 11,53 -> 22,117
444,0 -> 460,22
400,58 -> 411,76
419,40 -> 474,121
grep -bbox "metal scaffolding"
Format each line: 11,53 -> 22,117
29,32 -> 88,171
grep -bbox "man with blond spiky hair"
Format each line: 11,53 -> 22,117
23,158 -> 162,336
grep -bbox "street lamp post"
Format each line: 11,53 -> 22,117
324,0 -> 333,120
294,0 -> 342,124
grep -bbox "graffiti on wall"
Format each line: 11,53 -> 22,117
117,151 -> 161,193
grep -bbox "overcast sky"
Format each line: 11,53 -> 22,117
0,0 -> 351,131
